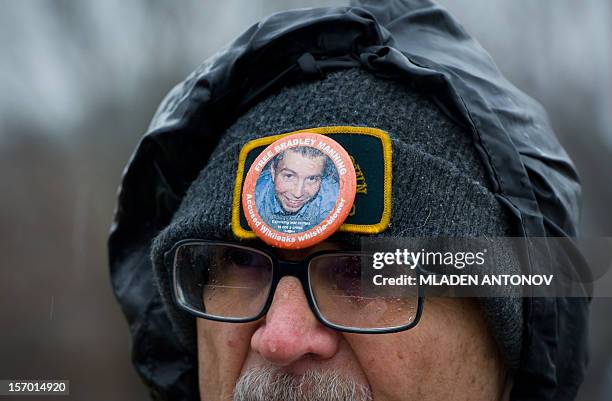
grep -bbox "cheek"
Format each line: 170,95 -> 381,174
305,181 -> 321,196
274,179 -> 290,194
197,319 -> 258,400
343,332 -> 432,400
342,300 -> 505,401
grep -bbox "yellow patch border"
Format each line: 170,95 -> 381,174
231,126 -> 392,239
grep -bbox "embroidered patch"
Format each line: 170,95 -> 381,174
232,126 -> 392,245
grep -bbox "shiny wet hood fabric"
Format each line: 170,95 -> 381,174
108,1 -> 590,400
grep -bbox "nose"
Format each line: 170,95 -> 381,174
250,277 -> 340,366
291,179 -> 306,198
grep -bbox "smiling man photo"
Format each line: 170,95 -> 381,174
255,146 -> 338,233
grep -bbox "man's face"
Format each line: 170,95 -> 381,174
195,244 -> 510,401
271,150 -> 325,213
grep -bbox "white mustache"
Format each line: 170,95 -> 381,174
233,366 -> 372,401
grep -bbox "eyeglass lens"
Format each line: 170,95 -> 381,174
308,254 -> 418,329
174,243 -> 273,319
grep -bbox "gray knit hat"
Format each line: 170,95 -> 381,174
151,68 -> 523,370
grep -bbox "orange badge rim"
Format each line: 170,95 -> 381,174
241,132 -> 356,249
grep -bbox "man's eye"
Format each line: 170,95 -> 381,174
331,258 -> 363,296
306,176 -> 320,183
282,173 -> 294,180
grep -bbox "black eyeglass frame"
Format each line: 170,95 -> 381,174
164,239 -> 425,334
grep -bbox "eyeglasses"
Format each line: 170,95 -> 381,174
164,240 -> 424,334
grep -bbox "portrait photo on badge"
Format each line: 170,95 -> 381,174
256,145 -> 338,233
241,133 -> 356,249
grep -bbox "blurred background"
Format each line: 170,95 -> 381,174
0,1 -> 610,400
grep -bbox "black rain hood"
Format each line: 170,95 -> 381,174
108,1 -> 590,400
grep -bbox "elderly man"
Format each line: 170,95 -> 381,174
109,2 -> 589,401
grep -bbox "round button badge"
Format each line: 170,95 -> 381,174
241,133 -> 356,249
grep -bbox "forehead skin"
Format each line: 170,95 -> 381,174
274,150 -> 325,178
195,243 -> 508,401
